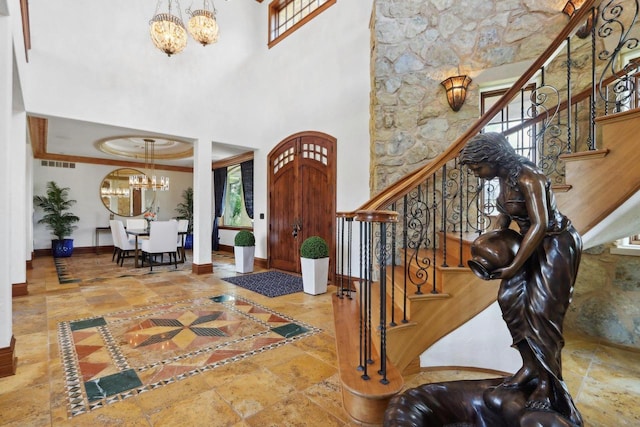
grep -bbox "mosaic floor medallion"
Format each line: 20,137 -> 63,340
57,294 -> 321,417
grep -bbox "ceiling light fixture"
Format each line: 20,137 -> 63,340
129,139 -> 170,192
187,0 -> 219,46
150,0 -> 188,57
150,0 -> 219,56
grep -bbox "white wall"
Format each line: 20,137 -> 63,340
32,162 -> 193,250
420,302 -> 522,374
23,0 -> 374,259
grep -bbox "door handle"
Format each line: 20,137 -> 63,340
292,219 -> 302,238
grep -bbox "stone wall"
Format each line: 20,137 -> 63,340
566,244 -> 640,349
370,0 -> 567,194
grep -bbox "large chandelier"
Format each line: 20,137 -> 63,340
150,0 -> 219,57
150,0 -> 188,57
129,139 -> 170,192
187,0 -> 219,46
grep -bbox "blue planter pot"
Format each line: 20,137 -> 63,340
184,234 -> 193,249
52,239 -> 74,257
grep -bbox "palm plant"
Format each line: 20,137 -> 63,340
33,181 -> 80,241
175,187 -> 194,233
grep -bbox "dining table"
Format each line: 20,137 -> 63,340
126,228 -> 187,268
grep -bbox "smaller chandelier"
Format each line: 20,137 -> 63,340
150,0 -> 188,57
129,139 -> 170,192
187,0 -> 219,46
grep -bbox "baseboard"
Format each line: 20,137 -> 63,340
0,336 -> 17,378
255,257 -> 268,269
12,282 -> 28,297
34,246 -> 112,257
192,263 -> 213,275
218,244 -> 233,253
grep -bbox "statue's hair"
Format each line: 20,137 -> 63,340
459,132 -> 533,187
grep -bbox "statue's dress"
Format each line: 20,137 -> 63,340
495,179 -> 582,425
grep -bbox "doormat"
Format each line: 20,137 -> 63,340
57,294 -> 320,418
221,271 -> 303,298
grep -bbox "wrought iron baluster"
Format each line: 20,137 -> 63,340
402,195 -> 409,324
567,36 -> 573,154
458,158 -> 464,267
431,176 -> 438,294
390,202 -> 397,327
589,18 -> 597,150
337,216 -> 345,298
346,216 -> 353,299
366,221 -> 373,369
357,221 -> 366,376
441,164 -> 448,268
378,221 -> 389,385
597,0 -> 640,107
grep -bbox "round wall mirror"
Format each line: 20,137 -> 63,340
100,168 -> 155,217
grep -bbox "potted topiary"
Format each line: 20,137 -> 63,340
175,187 -> 193,248
234,230 -> 255,273
300,235 -> 329,295
33,181 -> 80,257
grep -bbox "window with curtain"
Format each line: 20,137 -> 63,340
221,164 -> 253,228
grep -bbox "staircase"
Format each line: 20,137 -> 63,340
556,108 -> 640,245
332,1 -> 640,425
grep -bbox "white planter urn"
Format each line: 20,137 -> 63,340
301,257 -> 329,295
234,246 -> 255,273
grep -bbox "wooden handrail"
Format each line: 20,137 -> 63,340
359,0 -> 600,212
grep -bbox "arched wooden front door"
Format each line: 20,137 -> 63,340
268,131 -> 336,274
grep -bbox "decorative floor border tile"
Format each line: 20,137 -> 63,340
58,294 -> 321,418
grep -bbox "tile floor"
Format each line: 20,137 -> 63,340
1,252 -> 639,426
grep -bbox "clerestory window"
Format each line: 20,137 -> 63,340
268,0 -> 336,48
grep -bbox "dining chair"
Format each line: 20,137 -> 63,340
115,220 -> 137,266
126,218 -> 146,230
109,220 -> 120,262
176,219 -> 189,262
140,220 -> 179,271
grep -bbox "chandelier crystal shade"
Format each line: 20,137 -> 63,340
187,1 -> 219,46
150,0 -> 219,56
129,139 -> 170,192
150,0 -> 188,56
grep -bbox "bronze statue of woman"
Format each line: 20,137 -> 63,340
459,132 -> 583,425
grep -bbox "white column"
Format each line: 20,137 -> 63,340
10,110 -> 27,288
0,13 -> 14,348
192,137 -> 213,269
25,143 -> 33,262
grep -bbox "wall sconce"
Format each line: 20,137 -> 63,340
441,75 -> 472,112
562,0 -> 597,39
562,0 -> 585,17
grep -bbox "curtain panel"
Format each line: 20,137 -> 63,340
240,160 -> 254,219
212,167 -> 227,250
